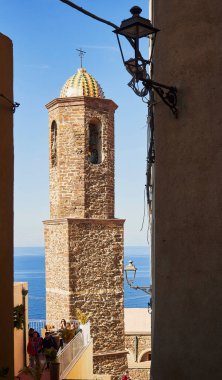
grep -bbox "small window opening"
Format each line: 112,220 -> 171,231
88,122 -> 102,164
51,121 -> 57,167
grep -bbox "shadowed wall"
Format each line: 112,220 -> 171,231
151,1 -> 222,379
0,32 -> 14,378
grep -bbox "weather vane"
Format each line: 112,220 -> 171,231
76,48 -> 86,68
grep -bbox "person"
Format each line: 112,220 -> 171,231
74,321 -> 82,336
66,322 -> 71,330
28,327 -> 34,338
60,319 -> 66,330
70,320 -> 75,330
43,332 -> 57,369
27,331 -> 43,368
122,370 -> 131,380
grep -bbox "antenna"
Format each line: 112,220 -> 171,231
76,48 -> 86,68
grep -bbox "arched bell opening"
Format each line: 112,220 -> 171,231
88,119 -> 102,164
51,120 -> 57,167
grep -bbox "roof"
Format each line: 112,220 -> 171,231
60,67 -> 105,98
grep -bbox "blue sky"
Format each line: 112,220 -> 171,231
1,0 -> 150,247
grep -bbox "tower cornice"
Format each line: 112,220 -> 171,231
45,96 -> 118,111
43,217 -> 125,225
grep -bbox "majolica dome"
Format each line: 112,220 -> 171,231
60,68 -> 105,98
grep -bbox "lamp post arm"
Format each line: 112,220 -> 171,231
128,284 -> 151,295
60,0 -> 118,28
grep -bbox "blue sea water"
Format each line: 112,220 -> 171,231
14,246 -> 150,320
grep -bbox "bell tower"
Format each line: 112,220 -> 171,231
44,67 -> 127,377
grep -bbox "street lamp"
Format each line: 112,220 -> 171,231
124,260 -> 137,286
113,6 -> 178,117
125,260 -> 151,295
125,260 -> 152,313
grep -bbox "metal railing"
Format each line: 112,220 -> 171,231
28,319 -> 47,333
28,320 -> 90,336
29,319 -> 66,333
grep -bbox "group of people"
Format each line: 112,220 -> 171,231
60,318 -> 82,334
27,318 -> 82,369
27,328 -> 57,369
27,326 -> 132,378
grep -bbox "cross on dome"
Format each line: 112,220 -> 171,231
76,48 -> 86,68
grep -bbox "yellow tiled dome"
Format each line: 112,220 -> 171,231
60,68 -> 105,98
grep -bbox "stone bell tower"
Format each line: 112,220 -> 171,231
44,67 -> 127,377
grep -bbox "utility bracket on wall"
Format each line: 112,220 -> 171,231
0,93 -> 20,113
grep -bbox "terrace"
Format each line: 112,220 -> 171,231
15,321 -> 93,380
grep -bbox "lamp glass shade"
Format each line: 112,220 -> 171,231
125,260 -> 137,285
115,21 -> 158,39
113,6 -> 159,39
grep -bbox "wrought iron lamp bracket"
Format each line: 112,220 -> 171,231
127,71 -> 178,118
144,79 -> 178,118
128,283 -> 152,295
128,282 -> 153,313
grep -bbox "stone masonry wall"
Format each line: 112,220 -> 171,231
125,335 -> 151,359
68,218 -> 127,377
44,220 -> 71,321
125,334 -> 151,380
84,102 -> 115,219
45,94 -> 126,379
46,97 -> 117,220
47,99 -> 85,219
94,354 -> 127,380
44,217 -> 127,377
129,369 -> 150,380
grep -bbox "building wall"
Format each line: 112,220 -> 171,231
0,32 -> 14,379
65,339 -> 93,379
151,1 -> 222,379
46,97 -> 117,220
68,219 -> 125,354
93,353 -> 127,380
44,220 -> 71,320
14,282 -> 28,375
125,333 -> 151,380
45,217 -> 127,378
45,94 -> 127,379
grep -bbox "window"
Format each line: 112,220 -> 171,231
51,121 -> 57,167
88,120 -> 102,164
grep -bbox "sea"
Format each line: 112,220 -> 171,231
14,246 -> 151,320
